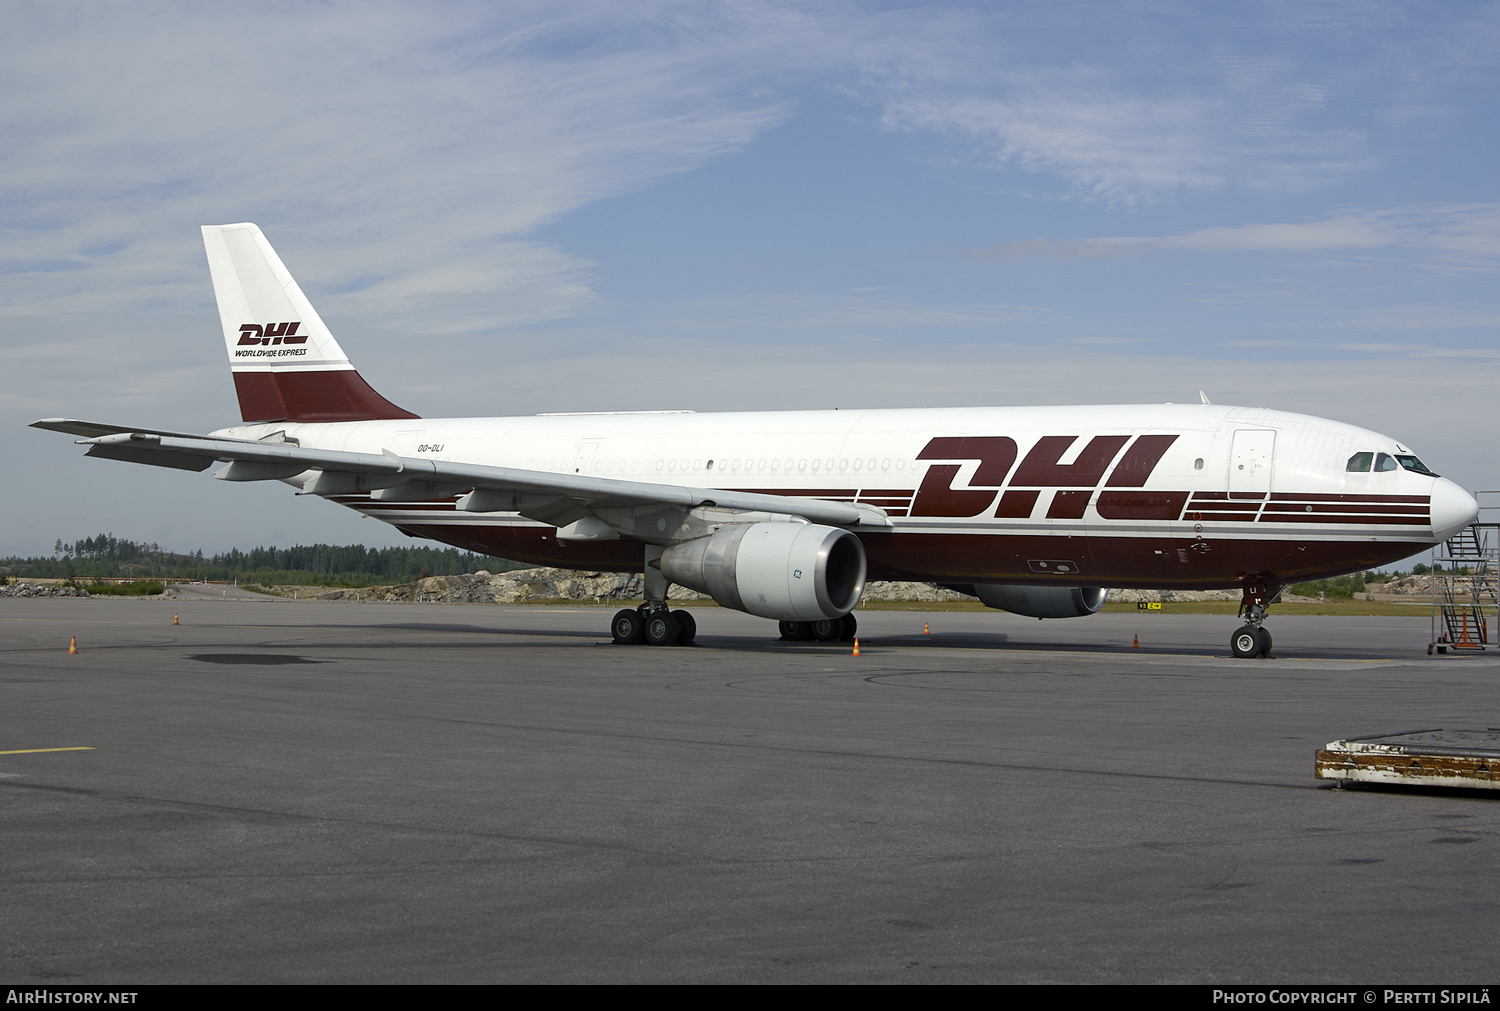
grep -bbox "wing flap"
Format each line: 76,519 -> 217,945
84,442 -> 216,472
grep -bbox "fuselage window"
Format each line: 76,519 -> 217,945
1346,452 -> 1373,473
1374,453 -> 1398,472
1396,455 -> 1438,477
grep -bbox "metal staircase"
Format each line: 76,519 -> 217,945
1430,493 -> 1500,654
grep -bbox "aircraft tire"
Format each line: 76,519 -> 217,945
811,617 -> 841,642
1255,626 -> 1273,658
611,608 -> 645,645
838,614 -> 857,642
779,620 -> 812,641
1230,625 -> 1262,658
645,610 -> 680,647
672,609 -> 697,646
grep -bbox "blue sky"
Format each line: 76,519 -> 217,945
3,1 -> 1497,556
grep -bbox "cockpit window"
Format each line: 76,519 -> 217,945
1374,453 -> 1398,472
1396,454 -> 1438,477
1346,452 -> 1372,473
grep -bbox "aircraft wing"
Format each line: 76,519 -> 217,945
31,419 -> 890,534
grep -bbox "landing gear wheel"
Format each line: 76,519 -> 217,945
811,617 -> 841,642
645,610 -> 680,647
671,609 -> 697,646
611,608 -> 644,645
838,614 -> 857,642
778,620 -> 812,641
1231,625 -> 1263,659
1255,626 -> 1273,658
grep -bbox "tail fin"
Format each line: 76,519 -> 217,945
202,223 -> 418,424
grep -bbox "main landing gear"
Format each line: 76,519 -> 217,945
611,605 -> 697,647
1230,580 -> 1280,659
778,614 -> 858,643
610,546 -> 698,646
605,546 -> 856,647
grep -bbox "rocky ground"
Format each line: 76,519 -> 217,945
0,582 -> 92,597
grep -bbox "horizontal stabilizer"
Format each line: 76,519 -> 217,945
31,418 -> 220,440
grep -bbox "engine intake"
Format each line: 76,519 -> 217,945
966,583 -> 1108,619
660,522 -> 866,621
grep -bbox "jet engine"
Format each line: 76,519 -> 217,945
659,522 -> 866,621
965,583 -> 1108,618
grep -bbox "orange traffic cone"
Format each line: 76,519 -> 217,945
68,635 -> 77,654
1133,634 -> 1140,649
173,613 -> 179,625
852,638 -> 861,657
923,622 -> 930,634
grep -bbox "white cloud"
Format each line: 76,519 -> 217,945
861,2 -> 1497,204
964,205 -> 1500,267
0,2 -> 805,325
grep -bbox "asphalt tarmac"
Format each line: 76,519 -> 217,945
3,596 -> 1499,983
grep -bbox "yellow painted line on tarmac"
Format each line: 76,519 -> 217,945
0,747 -> 94,755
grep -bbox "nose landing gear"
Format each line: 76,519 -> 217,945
1231,580 -> 1280,658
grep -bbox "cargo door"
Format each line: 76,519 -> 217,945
572,439 -> 602,476
1229,429 -> 1275,496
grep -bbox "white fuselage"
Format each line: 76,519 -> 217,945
214,402 -> 1476,590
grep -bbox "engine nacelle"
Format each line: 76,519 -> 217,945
660,522 -> 866,621
969,583 -> 1108,619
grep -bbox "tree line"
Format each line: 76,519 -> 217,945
3,533 -> 529,587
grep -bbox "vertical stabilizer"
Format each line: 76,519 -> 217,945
202,223 -> 417,423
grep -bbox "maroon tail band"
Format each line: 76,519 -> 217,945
233,370 -> 419,423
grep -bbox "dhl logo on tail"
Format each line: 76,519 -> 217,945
237,322 -> 307,346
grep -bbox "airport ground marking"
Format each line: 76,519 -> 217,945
0,747 -> 94,755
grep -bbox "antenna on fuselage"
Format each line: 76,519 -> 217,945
1199,390 -> 1212,405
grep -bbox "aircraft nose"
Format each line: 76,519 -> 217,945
1431,478 -> 1480,542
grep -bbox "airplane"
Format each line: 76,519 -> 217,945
33,223 -> 1480,657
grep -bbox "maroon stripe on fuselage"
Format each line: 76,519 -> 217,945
1263,502 -> 1430,516
1269,493 -> 1429,504
1189,502 -> 1261,513
391,521 -> 1431,590
1270,514 -> 1430,525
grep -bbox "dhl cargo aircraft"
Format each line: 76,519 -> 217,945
33,224 -> 1480,657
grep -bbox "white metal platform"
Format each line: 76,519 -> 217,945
1317,729 -> 1500,789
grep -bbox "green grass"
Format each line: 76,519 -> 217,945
82,580 -> 166,596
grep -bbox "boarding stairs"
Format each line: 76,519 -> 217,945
1430,503 -> 1500,653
